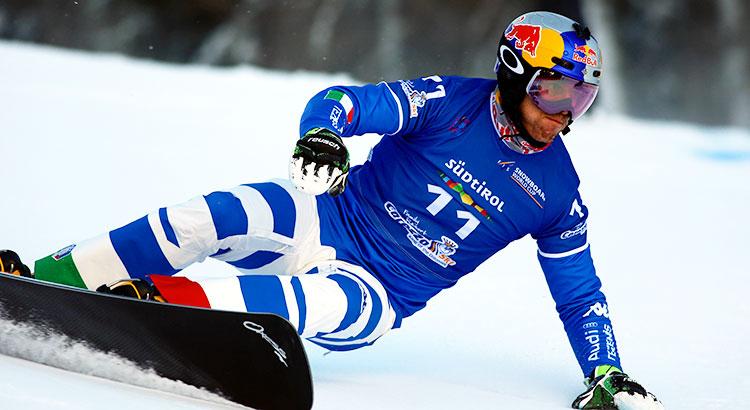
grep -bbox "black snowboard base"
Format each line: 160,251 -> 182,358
0,273 -> 313,410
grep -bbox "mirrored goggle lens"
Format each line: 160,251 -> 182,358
526,70 -> 599,120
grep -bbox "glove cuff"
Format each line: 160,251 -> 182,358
304,127 -> 340,139
593,365 -> 622,379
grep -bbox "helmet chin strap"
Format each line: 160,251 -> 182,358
561,122 -> 572,135
519,127 -> 551,149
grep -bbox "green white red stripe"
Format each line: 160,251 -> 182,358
324,90 -> 354,124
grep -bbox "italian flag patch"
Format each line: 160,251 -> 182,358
324,90 -> 354,124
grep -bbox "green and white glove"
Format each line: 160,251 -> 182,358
572,366 -> 664,410
289,127 -> 350,197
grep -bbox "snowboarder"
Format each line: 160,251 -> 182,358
2,11 -> 663,409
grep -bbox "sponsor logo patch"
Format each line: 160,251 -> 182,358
449,117 -> 470,134
561,221 -> 588,239
384,201 -> 457,268
52,244 -> 76,261
444,158 -> 505,213
573,44 -> 599,67
510,167 -> 546,208
329,106 -> 343,133
243,321 -> 288,367
399,80 -> 427,118
582,302 -> 610,319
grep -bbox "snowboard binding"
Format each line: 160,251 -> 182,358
0,249 -> 33,278
97,278 -> 165,302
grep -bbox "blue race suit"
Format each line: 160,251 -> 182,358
304,75 -> 620,376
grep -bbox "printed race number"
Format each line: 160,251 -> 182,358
421,76 -> 446,100
426,184 -> 479,240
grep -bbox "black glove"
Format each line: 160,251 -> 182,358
0,249 -> 33,277
289,127 -> 350,197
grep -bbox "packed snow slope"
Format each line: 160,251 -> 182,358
2,40 -> 749,409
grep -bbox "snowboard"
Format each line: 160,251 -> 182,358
0,272 -> 313,410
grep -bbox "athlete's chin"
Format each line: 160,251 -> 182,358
529,129 -> 559,144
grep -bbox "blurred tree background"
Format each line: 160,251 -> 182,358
0,0 -> 747,129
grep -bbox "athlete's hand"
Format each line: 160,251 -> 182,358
289,127 -> 350,197
572,366 -> 664,409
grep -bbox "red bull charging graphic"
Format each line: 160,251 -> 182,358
505,17 -> 542,58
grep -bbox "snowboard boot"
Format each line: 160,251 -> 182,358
0,250 -> 33,278
97,278 -> 165,302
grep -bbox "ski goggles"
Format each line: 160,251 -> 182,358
526,69 -> 599,120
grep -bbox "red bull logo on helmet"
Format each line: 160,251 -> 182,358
573,44 -> 599,67
505,17 -> 542,58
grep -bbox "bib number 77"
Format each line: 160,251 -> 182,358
426,184 -> 479,240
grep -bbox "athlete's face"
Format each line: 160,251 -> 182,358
518,95 -> 571,145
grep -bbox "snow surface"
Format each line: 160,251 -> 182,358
1,40 -> 749,409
